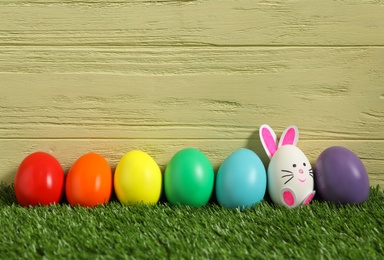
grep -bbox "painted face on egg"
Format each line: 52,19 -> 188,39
268,145 -> 314,206
281,158 -> 313,186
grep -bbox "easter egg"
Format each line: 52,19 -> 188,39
164,148 -> 214,206
66,153 -> 112,207
14,152 -> 65,206
315,146 -> 370,204
216,149 -> 267,209
268,145 -> 314,207
114,150 -> 162,205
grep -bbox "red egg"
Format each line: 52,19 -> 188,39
14,152 -> 65,206
65,153 -> 112,207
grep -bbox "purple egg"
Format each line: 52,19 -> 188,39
315,146 -> 370,204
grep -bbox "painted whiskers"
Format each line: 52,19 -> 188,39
259,124 -> 315,208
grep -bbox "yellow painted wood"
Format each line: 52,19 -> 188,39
1,0 -> 384,46
1,71 -> 383,139
0,0 -> 383,187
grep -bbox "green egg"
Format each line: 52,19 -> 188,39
164,148 -> 214,206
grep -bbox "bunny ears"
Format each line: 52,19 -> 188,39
259,124 -> 299,159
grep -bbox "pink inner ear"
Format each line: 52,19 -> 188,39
281,128 -> 296,146
262,128 -> 277,157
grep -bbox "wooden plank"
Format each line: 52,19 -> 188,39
0,0 -> 383,46
1,139 -> 383,187
0,47 -> 383,139
1,46 -> 384,75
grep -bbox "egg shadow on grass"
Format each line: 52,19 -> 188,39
108,166 -> 120,203
0,168 -> 18,206
60,173 -> 68,204
157,165 -> 168,204
208,167 -> 219,205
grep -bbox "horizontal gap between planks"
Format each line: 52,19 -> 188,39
1,137 -> 384,141
1,44 -> 384,48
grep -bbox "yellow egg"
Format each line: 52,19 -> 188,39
114,150 -> 162,205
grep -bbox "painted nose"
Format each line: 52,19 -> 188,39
299,169 -> 304,174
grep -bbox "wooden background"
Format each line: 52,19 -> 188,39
0,0 -> 383,186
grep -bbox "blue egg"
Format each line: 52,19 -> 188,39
216,149 -> 267,209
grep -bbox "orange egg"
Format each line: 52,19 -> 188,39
65,153 -> 112,207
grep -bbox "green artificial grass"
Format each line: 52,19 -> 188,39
0,184 -> 383,259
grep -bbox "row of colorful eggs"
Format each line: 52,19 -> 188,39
14,145 -> 369,209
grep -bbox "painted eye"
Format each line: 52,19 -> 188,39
303,163 -> 306,166
293,164 -> 297,167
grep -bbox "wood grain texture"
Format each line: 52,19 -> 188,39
0,0 -> 383,186
1,0 -> 384,46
